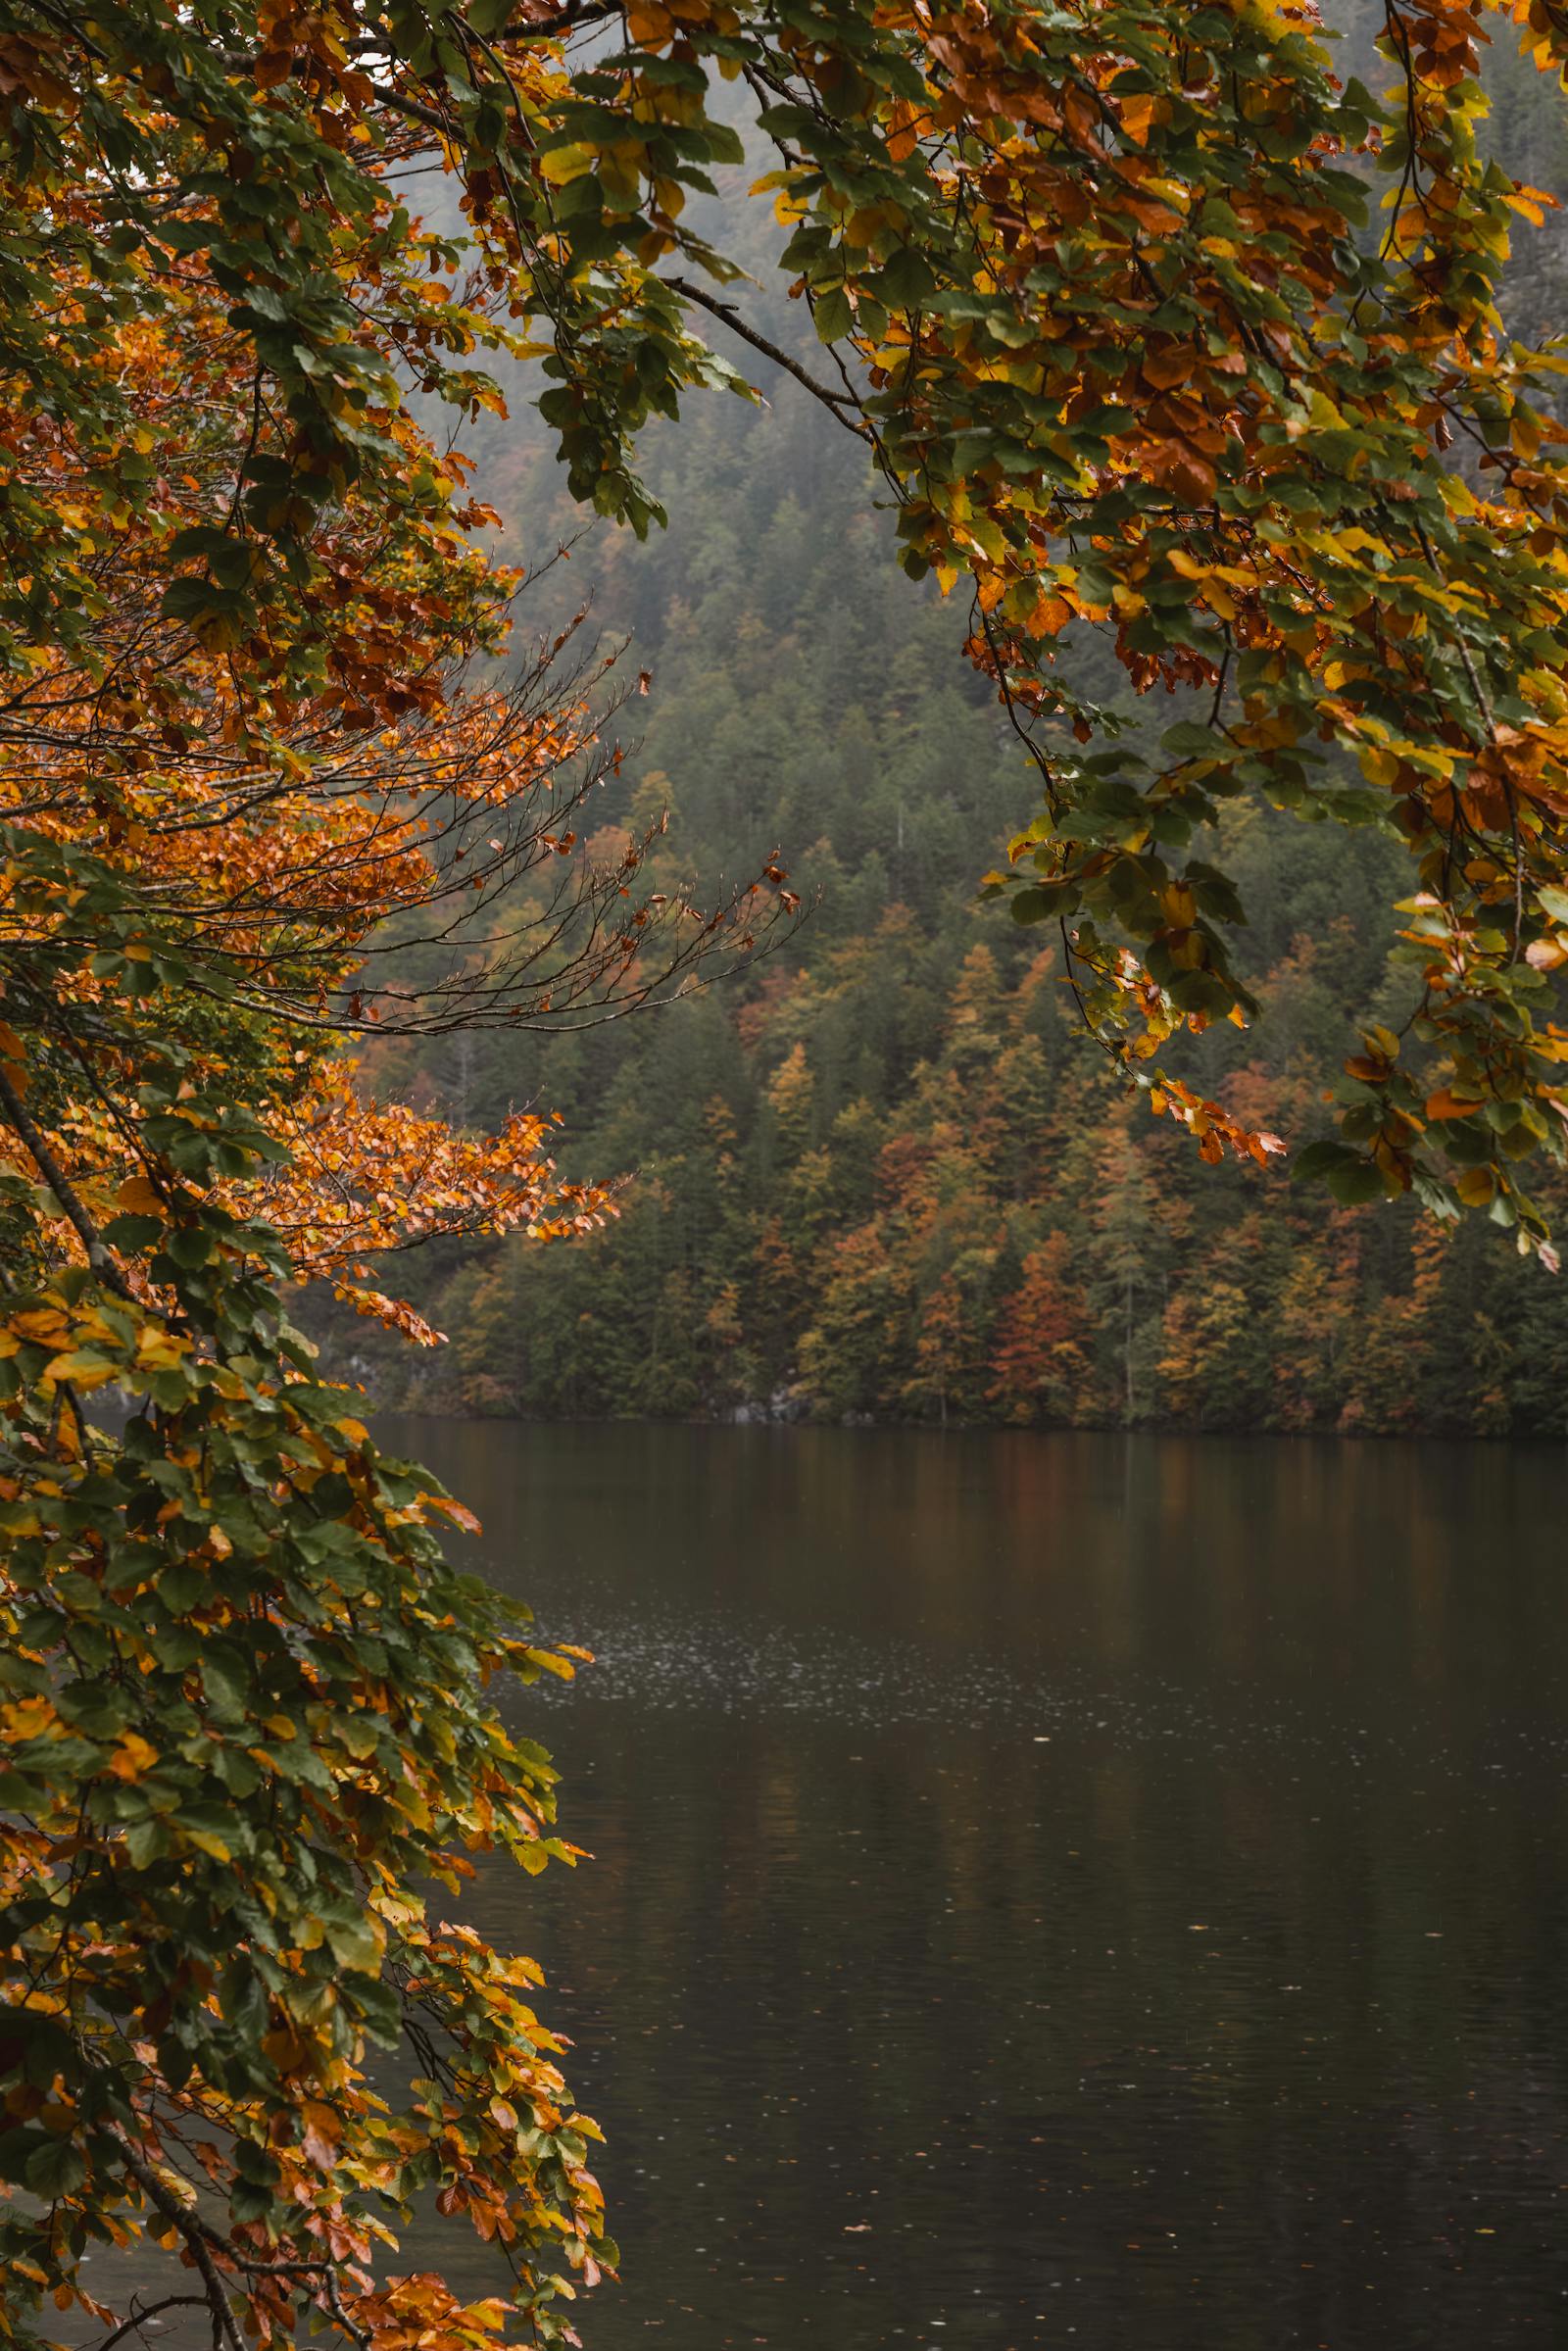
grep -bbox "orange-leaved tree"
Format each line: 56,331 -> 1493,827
0,33 -> 793,2351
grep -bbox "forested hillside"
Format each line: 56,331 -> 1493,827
339,24 -> 1568,1437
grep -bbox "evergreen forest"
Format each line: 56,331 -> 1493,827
342,24 -> 1568,1438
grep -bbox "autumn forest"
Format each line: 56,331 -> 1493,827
11,1 -> 1568,2348
352,24 -> 1568,1438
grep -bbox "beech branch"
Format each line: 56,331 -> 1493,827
662,277 -> 868,429
112,2137 -> 247,2351
93,2297 -> 209,2351
0,1062 -> 139,1303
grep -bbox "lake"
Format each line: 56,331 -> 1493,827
384,1420 -> 1568,2351
82,1421 -> 1568,2350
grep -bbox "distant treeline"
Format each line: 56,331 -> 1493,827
325,23 -> 1568,1437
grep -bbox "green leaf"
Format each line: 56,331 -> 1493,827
24,2139 -> 87,2199
811,287 -> 853,344
875,246 -> 937,308
0,2128 -> 47,2182
1327,1157 -> 1385,1206
1291,1140 -> 1359,1184
1009,882 -> 1076,925
199,1646 -> 250,1722
324,1914 -> 383,1973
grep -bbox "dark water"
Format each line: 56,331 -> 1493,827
377,1422 -> 1568,2351
89,1424 -> 1568,2349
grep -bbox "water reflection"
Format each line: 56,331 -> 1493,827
100,1427 -> 1568,2349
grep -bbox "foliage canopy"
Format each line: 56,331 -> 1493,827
13,0 -> 1568,1233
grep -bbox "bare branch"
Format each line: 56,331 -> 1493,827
662,276 -> 868,430
92,2296 -> 209,2351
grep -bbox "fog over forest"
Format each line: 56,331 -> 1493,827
342,8 -> 1568,1435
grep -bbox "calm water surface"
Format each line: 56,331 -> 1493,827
373,1422 -> 1568,2351
93,1424 -> 1568,2350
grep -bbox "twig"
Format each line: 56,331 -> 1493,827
1409,514 -> 1524,955
0,1062 -> 138,1302
111,2138 -> 247,2351
93,2296 -> 208,2351
366,80 -> 451,136
322,2271 -> 373,2351
662,277 -> 867,429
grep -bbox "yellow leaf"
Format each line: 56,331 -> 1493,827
116,1176 -> 165,1215
41,1349 -> 118,1390
134,1326 -> 187,1369
108,1733 -> 159,1782
1425,1087 -> 1482,1120
1511,406 -> 1543,461
538,143 -> 592,186
1119,92 -> 1157,146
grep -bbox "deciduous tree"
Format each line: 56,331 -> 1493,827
0,24 -> 791,2350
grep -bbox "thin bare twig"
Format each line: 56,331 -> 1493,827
92,2296 -> 209,2351
662,277 -> 867,428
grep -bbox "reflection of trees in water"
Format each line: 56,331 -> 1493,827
500,1698 -> 1568,2345
386,1422 -> 1568,2348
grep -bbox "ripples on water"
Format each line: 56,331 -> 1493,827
521,1592 -> 1568,1790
